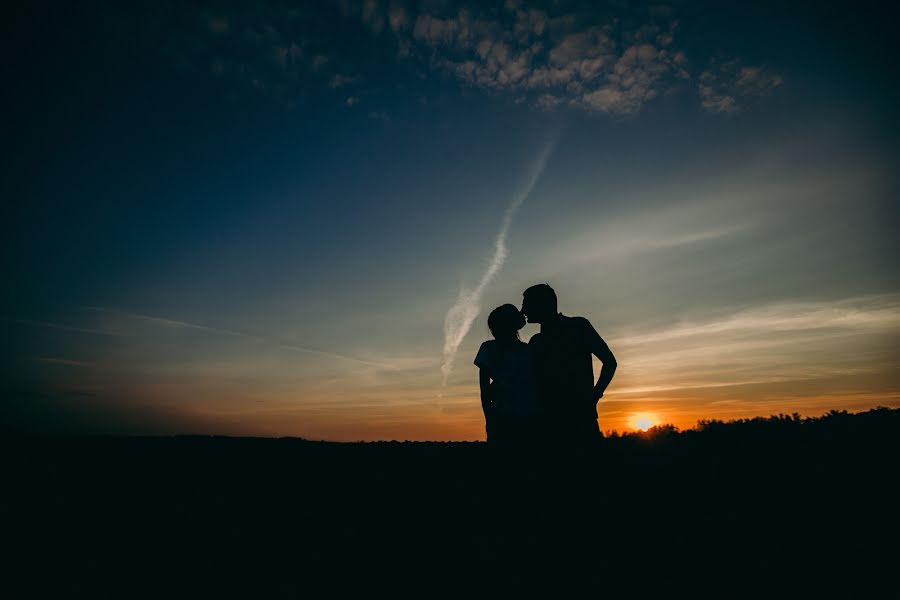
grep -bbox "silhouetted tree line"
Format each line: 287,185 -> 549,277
605,406 -> 898,440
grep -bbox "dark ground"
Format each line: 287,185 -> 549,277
3,408 -> 898,597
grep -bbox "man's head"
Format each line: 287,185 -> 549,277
521,284 -> 558,324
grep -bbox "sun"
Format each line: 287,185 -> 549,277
631,413 -> 657,432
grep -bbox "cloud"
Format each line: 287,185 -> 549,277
362,3 -> 782,116
546,26 -> 610,69
329,73 -> 360,88
604,294 -> 900,398
311,53 -> 330,70
698,85 -> 737,114
84,307 -> 386,367
735,65 -> 784,95
534,93 -> 564,110
582,44 -> 670,114
142,3 -> 782,116
388,2 -> 410,33
3,317 -> 124,337
617,294 -> 900,347
380,3 -> 702,115
37,357 -> 95,368
699,59 -> 783,114
361,0 -> 385,33
531,191 -> 754,277
413,14 -> 463,46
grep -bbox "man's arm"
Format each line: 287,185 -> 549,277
584,320 -> 617,403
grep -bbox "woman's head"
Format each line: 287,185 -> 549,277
487,304 -> 526,340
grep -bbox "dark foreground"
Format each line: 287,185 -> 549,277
3,408 -> 899,597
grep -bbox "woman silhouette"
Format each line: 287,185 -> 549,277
473,304 -> 538,445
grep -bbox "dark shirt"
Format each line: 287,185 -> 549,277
528,313 -> 608,420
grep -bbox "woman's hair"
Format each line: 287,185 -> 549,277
487,304 -> 526,340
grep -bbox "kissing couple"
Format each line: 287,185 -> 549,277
474,284 -> 617,448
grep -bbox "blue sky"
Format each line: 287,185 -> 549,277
3,1 -> 898,439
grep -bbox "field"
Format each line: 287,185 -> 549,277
4,408 -> 898,597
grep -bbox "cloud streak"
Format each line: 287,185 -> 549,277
84,307 -> 387,368
602,294 -> 900,399
2,317 -> 124,337
36,357 -> 95,368
441,133 -> 558,382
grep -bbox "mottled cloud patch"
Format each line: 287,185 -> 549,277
580,43 -> 686,114
130,1 -> 782,116
343,1 -> 783,116
387,2 -> 686,115
699,58 -> 783,114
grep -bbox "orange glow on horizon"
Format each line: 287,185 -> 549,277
67,382 -> 900,441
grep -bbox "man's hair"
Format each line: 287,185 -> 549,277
523,283 -> 557,312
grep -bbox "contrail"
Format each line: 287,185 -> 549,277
441,134 -> 559,383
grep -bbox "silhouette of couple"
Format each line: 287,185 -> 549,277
474,284 -> 617,447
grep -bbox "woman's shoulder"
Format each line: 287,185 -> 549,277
478,339 -> 498,351
474,339 -> 496,368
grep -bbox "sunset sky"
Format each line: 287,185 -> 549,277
4,1 -> 898,440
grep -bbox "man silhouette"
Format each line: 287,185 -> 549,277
521,284 -> 617,446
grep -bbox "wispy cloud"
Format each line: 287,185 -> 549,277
529,192 -> 754,278
84,307 -> 388,367
617,295 -> 900,346
604,294 -> 900,398
2,317 -> 124,337
441,132 -> 558,382
36,357 -> 95,368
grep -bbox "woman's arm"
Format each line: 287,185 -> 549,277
479,369 -> 493,416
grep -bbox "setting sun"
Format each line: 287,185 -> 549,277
631,413 -> 657,432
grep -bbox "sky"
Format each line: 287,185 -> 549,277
3,0 -> 899,440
